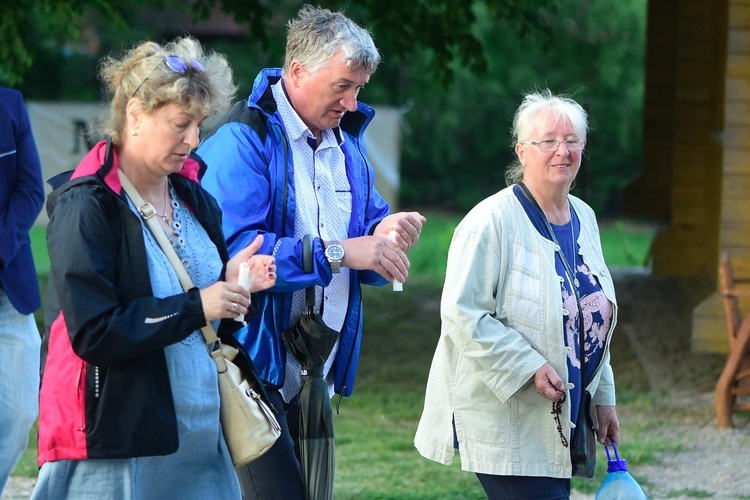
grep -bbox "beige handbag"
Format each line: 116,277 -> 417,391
118,169 -> 281,467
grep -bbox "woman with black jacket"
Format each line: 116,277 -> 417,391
32,36 -> 276,499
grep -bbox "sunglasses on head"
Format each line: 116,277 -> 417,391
164,55 -> 204,73
132,55 -> 205,98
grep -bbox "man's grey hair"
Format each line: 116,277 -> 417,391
282,4 -> 381,77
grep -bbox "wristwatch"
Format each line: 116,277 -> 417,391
324,241 -> 345,274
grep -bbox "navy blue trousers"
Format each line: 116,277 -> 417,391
235,388 -> 305,500
476,474 -> 571,500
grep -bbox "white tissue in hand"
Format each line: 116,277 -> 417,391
238,263 -> 251,292
235,263 -> 252,323
388,230 -> 403,292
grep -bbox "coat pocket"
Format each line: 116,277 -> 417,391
0,148 -> 17,160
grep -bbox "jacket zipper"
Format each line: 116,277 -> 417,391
76,362 -> 86,432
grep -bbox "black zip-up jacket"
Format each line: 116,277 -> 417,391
37,140 -> 244,466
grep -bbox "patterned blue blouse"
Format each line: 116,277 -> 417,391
513,185 -> 613,430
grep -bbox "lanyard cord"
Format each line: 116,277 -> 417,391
517,182 -> 586,380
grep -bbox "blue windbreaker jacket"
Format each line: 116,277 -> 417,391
198,68 -> 390,397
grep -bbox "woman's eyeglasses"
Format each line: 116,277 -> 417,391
519,138 -> 586,152
132,55 -> 205,98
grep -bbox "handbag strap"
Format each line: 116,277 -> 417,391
118,169 -> 219,345
518,182 -> 586,376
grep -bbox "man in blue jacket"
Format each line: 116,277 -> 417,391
198,5 -> 425,498
0,87 -> 44,494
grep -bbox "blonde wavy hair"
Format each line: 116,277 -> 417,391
97,36 -> 237,145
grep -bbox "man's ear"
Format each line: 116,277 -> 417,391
288,60 -> 306,88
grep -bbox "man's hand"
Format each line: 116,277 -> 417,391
374,212 -> 426,252
339,235 -> 409,283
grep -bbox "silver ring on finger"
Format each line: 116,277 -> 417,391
231,302 -> 237,311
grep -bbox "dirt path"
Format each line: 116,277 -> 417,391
2,477 -> 35,500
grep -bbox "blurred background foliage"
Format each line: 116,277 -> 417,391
1,0 -> 647,216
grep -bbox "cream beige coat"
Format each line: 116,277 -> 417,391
414,186 -> 617,478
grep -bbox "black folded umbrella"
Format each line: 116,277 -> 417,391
283,234 -> 340,500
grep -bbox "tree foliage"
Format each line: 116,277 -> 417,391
398,0 -> 648,214
0,0 -> 558,86
0,0 -> 646,216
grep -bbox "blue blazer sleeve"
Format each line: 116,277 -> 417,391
0,87 -> 45,313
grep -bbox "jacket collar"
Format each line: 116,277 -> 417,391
70,140 -> 201,195
249,67 -> 375,138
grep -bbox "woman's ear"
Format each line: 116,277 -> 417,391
515,143 -> 526,166
125,98 -> 142,136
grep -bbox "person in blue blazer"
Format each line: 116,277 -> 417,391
0,87 -> 44,494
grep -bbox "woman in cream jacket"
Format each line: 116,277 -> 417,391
415,90 -> 620,499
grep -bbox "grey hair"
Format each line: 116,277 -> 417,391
282,4 -> 381,77
505,89 -> 588,186
97,36 -> 237,145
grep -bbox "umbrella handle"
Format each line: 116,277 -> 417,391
303,234 -> 316,308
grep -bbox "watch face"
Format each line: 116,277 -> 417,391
326,244 -> 344,261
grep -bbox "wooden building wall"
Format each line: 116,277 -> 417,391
722,0 -> 750,274
624,0 -> 740,353
701,0 -> 750,353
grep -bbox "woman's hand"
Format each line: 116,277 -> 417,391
245,254 -> 276,293
533,362 -> 566,402
225,234 -> 265,283
227,234 -> 276,293
200,282 -> 251,322
200,234 -> 276,322
596,405 -> 620,445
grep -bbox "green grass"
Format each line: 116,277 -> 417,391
12,422 -> 38,477
29,226 -> 48,277
15,212 -> 658,497
599,219 -> 656,268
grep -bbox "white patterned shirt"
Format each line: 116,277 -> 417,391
272,81 -> 352,402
